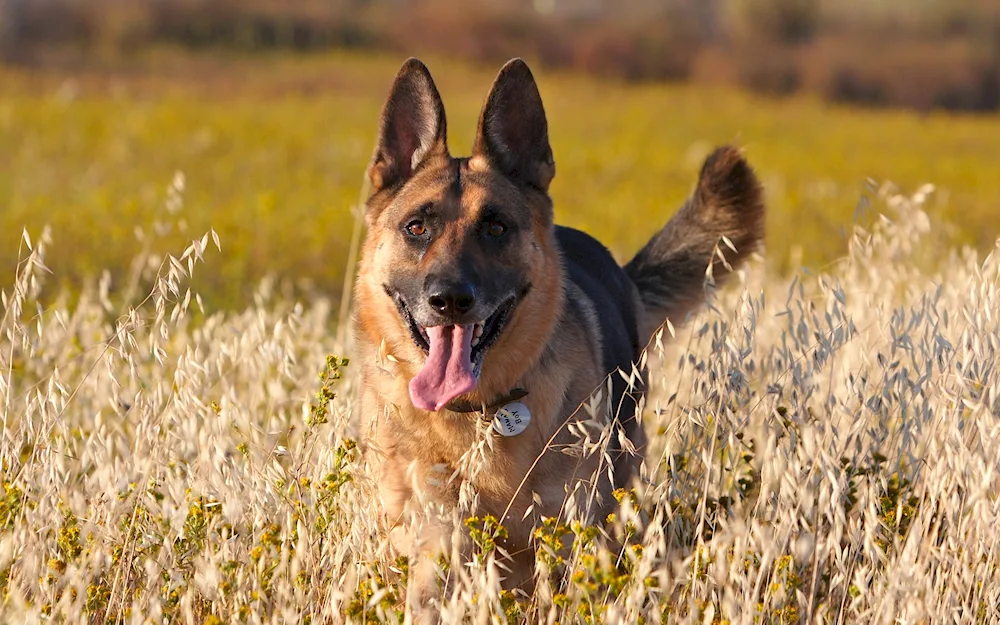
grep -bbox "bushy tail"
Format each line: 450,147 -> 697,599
624,145 -> 765,340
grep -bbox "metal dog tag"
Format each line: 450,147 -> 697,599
493,402 -> 531,437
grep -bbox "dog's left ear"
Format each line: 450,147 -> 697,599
472,59 -> 555,192
368,58 -> 449,199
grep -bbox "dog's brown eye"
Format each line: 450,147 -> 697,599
406,220 -> 427,237
486,220 -> 506,237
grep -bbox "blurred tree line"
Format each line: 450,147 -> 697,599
2,0 -> 999,113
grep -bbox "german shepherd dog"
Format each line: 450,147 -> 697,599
354,57 -> 764,611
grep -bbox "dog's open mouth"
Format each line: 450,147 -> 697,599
393,295 -> 517,412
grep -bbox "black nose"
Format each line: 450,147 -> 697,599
427,278 -> 476,316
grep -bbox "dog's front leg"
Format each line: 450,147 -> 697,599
396,512 -> 461,623
375,453 -> 474,621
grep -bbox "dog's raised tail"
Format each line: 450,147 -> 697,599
624,145 -> 765,340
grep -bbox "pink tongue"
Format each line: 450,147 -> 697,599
409,324 -> 478,411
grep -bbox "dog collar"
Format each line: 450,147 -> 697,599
445,387 -> 529,415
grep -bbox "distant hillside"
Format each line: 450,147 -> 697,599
2,0 -> 999,113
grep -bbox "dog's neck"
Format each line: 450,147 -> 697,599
444,387 -> 529,415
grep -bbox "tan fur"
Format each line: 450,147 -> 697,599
352,57 -> 765,615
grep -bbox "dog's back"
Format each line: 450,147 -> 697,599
554,146 -> 764,487
555,226 -> 647,479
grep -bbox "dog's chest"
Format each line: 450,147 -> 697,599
379,399 -> 546,481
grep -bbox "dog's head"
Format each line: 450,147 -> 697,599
356,58 -> 563,412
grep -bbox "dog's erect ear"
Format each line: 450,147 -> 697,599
368,58 -> 449,196
472,59 -> 555,192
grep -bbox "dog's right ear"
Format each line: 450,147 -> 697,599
367,58 -> 449,200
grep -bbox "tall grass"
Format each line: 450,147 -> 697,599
1,165 -> 998,623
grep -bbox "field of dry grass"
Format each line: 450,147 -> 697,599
1,161 -> 999,622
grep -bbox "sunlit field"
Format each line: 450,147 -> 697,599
3,51 -> 1000,308
2,50 -> 1000,623
1,168 -> 999,622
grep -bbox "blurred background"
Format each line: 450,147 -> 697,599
2,0 -> 999,309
